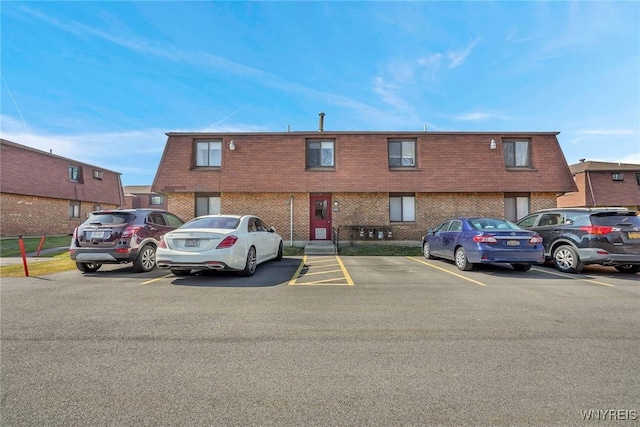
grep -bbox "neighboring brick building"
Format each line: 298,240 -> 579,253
557,160 -> 640,210
152,129 -> 577,245
0,139 -> 124,237
123,185 -> 168,210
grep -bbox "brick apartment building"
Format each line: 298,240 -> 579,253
0,139 -> 124,237
123,185 -> 168,210
151,130 -> 577,245
557,160 -> 640,210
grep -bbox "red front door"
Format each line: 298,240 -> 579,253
310,195 -> 332,240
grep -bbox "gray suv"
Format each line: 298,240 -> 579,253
517,208 -> 640,274
70,209 -> 184,273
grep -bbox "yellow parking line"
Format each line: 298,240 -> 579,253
531,267 -> 615,287
288,257 -> 307,285
408,257 -> 487,287
142,274 -> 174,285
336,256 -> 354,285
288,255 -> 354,286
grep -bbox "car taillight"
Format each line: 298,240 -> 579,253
158,236 -> 167,249
216,235 -> 238,249
473,235 -> 498,244
529,235 -> 543,244
579,226 -> 614,235
122,226 -> 142,238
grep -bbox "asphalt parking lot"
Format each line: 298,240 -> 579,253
1,256 -> 639,426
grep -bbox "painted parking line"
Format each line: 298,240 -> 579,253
142,274 -> 174,285
408,257 -> 487,287
531,267 -> 615,287
288,255 -> 354,286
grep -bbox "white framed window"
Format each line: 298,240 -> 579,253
504,140 -> 530,167
388,140 -> 416,167
307,140 -> 334,168
196,194 -> 221,216
69,201 -> 81,218
611,172 -> 624,181
195,141 -> 222,167
92,169 -> 103,180
68,165 -> 83,182
150,195 -> 164,206
390,195 -> 415,222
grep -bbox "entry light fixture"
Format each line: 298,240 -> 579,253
229,140 -> 236,151
490,139 -> 497,150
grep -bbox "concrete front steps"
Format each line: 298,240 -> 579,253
304,241 -> 337,255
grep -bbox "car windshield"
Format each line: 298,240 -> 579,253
180,216 -> 240,230
85,213 -> 134,225
591,213 -> 640,227
469,218 -> 520,231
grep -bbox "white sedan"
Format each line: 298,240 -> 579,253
156,214 -> 284,277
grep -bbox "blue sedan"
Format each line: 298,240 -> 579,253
422,217 -> 545,271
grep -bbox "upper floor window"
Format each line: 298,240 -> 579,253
635,173 -> 640,186
68,165 -> 83,183
307,140 -> 334,168
389,194 -> 415,222
92,169 -> 103,180
504,139 -> 530,168
388,140 -> 416,167
150,195 -> 164,206
195,141 -> 222,167
611,172 -> 624,181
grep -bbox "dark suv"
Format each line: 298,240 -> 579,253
517,208 -> 640,274
70,209 -> 184,273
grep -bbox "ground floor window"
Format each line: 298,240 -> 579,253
504,194 -> 529,221
390,194 -> 415,222
69,201 -> 80,218
196,194 -> 221,216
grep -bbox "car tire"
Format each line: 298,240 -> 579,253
76,262 -> 101,273
133,244 -> 156,273
170,268 -> 191,276
239,246 -> 257,277
511,263 -> 532,272
275,241 -> 283,261
553,245 -> 583,274
615,264 -> 640,274
455,247 -> 473,271
423,242 -> 435,260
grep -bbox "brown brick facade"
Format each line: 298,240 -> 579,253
166,191 -> 559,243
0,193 -> 118,237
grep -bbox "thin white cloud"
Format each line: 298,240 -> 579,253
447,37 -> 480,69
19,6 -> 387,125
576,129 -> 636,136
448,110 -> 511,122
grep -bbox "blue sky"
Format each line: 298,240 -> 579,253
1,1 -> 639,186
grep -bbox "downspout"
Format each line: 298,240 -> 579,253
290,196 -> 294,247
585,171 -> 596,207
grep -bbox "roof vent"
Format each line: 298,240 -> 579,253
318,112 -> 325,132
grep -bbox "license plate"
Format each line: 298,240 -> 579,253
506,240 -> 520,246
90,231 -> 105,239
629,232 -> 640,239
185,239 -> 200,248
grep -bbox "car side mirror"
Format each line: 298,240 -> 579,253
269,226 -> 277,233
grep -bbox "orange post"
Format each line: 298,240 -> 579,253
18,234 -> 30,277
36,234 -> 46,256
